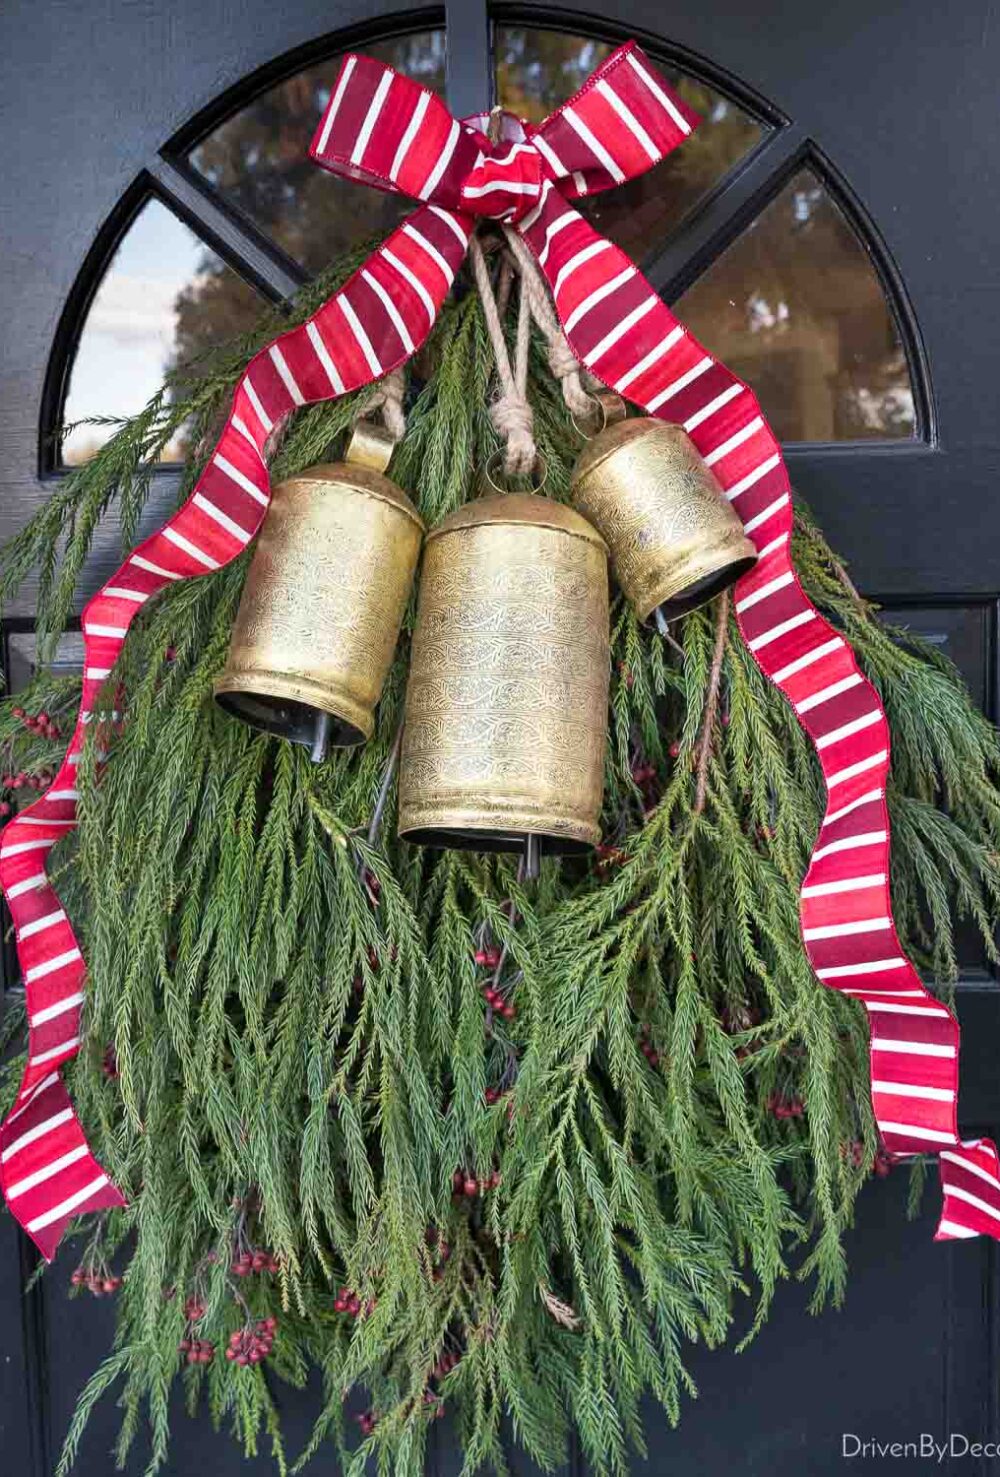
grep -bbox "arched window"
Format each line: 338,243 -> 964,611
48,20 -> 922,468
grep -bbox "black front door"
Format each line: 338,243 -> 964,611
2,1 -> 999,1471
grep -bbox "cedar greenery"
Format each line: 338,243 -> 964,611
1,245 -> 999,1477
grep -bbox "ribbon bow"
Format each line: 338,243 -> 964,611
2,42 -> 997,1260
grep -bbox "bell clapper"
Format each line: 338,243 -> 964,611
310,710 -> 332,765
367,723 -> 404,846
653,607 -> 686,659
523,833 -> 540,882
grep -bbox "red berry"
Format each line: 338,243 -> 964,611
334,1296 -> 347,1313
452,1170 -> 464,1192
11,708 -> 23,719
251,1251 -> 266,1272
36,712 -> 49,726
501,1003 -> 515,1021
225,1347 -> 236,1361
463,1177 -> 478,1197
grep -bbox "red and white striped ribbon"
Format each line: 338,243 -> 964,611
2,42 -> 994,1259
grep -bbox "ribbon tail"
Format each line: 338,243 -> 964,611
515,187 -> 1000,1242
0,202 -> 471,1257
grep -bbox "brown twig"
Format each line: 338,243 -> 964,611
693,591 -> 729,816
831,556 -> 864,606
538,1283 -> 582,1331
367,723 -> 404,847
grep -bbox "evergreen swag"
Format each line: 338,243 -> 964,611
2,241 -> 1000,1477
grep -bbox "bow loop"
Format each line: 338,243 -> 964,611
310,40 -> 701,214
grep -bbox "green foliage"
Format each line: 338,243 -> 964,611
2,247 -> 999,1477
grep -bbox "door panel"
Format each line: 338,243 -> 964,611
2,1 -> 999,1472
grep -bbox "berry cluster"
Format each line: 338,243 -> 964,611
844,1139 -> 867,1169
872,1148 -> 892,1178
225,1316 -> 277,1365
178,1336 -> 215,1365
70,1266 -> 122,1296
231,1248 -> 279,1276
474,947 -> 501,968
432,1349 -> 460,1380
356,1410 -> 377,1437
483,1085 -> 508,1106
10,707 -> 61,741
334,1287 -> 376,1317
480,978 -> 516,1021
767,1093 -> 804,1120
637,1025 -> 660,1069
451,1167 -> 501,1200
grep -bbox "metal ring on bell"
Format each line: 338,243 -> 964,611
397,493 -> 610,861
214,422 -> 424,758
570,415 -> 757,624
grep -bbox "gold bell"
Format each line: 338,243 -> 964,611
398,493 -> 610,866
571,405 -> 757,624
214,422 -> 424,759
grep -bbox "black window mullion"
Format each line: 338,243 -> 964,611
640,123 -> 807,302
445,0 -> 493,118
147,157 -> 307,304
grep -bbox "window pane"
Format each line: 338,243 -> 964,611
674,170 -> 916,441
495,27 -> 766,261
61,199 -> 266,465
188,32 -> 447,275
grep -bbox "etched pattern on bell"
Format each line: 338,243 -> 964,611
214,460 -> 424,749
571,419 -> 757,622
398,494 -> 610,854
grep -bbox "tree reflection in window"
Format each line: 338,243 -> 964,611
495,27 -> 766,263
676,170 -> 916,441
188,32 -> 447,275
60,199 -> 265,465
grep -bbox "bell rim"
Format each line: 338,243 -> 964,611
398,825 -> 595,856
276,461 -> 425,533
213,670 -> 374,746
398,799 -> 600,851
635,544 -> 758,623
425,493 -> 607,553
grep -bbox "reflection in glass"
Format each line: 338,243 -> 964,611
675,171 -> 915,441
61,199 -> 265,464
495,27 -> 765,261
188,33 -> 447,276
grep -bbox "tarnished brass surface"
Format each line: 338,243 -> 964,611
571,418 -> 757,622
398,494 -> 610,854
214,456 -> 423,749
